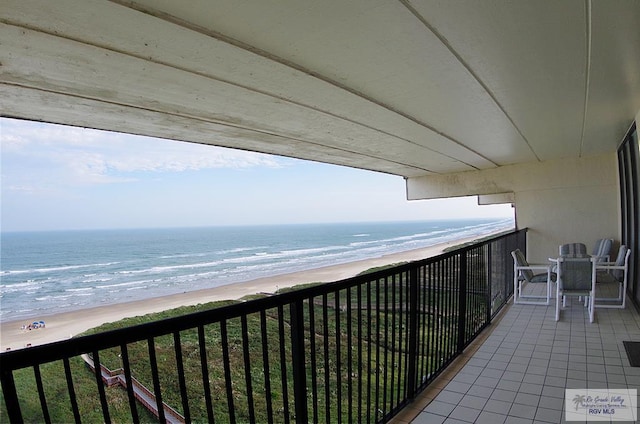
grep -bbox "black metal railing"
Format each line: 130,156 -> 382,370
0,229 -> 526,423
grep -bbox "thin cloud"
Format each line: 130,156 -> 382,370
1,118 -> 285,187
5,185 -> 40,194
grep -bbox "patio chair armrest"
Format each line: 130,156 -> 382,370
516,264 -> 551,271
596,264 -> 624,271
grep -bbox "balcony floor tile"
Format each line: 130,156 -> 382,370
394,295 -> 640,424
449,405 -> 481,422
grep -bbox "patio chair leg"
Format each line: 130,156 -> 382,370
618,284 -> 623,302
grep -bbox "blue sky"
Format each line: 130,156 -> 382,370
1,118 -> 513,231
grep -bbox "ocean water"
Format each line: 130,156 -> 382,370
0,218 -> 512,321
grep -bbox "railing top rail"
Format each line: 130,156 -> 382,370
0,228 -> 525,371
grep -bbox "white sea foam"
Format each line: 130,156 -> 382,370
0,280 -> 44,291
3,262 -> 121,275
66,287 -> 94,292
126,286 -> 148,291
217,246 -> 268,255
86,279 -> 113,284
35,294 -> 74,301
97,280 -> 151,290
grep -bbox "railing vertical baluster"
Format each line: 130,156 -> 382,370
290,300 -> 308,424
147,338 -> 166,424
449,257 -> 457,356
404,270 -> 410,400
277,305 -> 291,424
62,358 -> 81,423
472,248 -> 478,336
504,237 -> 509,302
485,242 -> 495,325
440,258 -> 446,360
434,262 -> 442,371
220,320 -> 236,424
120,344 -> 139,424
366,281 -> 372,424
458,252 -> 468,353
356,283 -> 363,422
1,368 -> 23,423
504,237 -> 510,304
374,279 -> 381,421
474,249 -> 478,333
445,258 -> 452,359
390,274 -> 397,411
473,247 -> 480,336
398,272 -> 404,404
404,270 -> 409,399
382,276 -> 389,418
34,364 -> 51,424
482,245 -> 488,330
436,261 -> 443,370
92,350 -> 111,423
417,265 -> 427,385
466,251 -> 472,340
505,238 -> 511,307
476,249 -> 481,334
259,310 -> 274,424
454,256 -> 460,353
307,298 -> 319,424
173,332 -> 191,423
407,269 -> 412,395
443,258 -> 450,358
198,325 -> 215,424
322,294 -> 330,424
334,291 -> 342,423
421,265 -> 428,383
466,251 -> 472,339
241,315 -> 256,424
426,264 -> 435,379
508,234 -> 513,299
407,266 -> 418,399
480,247 -> 485,330
346,287 -> 353,423
397,272 -> 404,405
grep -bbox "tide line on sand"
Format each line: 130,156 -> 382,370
0,232 -> 501,351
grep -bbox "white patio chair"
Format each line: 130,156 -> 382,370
511,249 -> 556,305
591,238 -> 613,263
595,246 -> 631,309
554,256 -> 596,323
558,243 -> 588,257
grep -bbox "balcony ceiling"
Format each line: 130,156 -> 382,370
2,0 -> 640,178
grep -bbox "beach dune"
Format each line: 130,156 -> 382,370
0,234 -> 495,351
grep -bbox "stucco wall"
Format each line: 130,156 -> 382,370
407,152 -> 619,262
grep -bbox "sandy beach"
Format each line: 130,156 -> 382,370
0,233 -> 497,351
